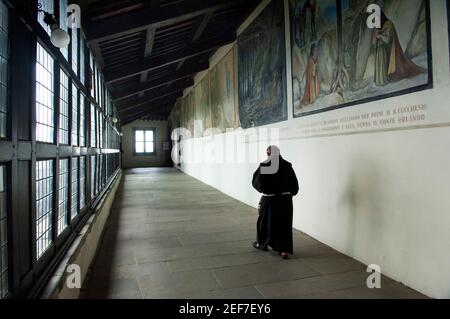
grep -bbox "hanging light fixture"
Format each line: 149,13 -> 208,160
110,116 -> 119,124
38,4 -> 70,48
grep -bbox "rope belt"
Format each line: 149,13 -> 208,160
263,192 -> 291,197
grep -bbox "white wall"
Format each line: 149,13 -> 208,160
177,0 -> 450,299
122,120 -> 170,168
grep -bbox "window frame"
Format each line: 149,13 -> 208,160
35,41 -> 56,144
1,0 -> 123,298
132,128 -> 156,156
56,158 -> 69,236
0,163 -> 10,299
35,159 -> 55,261
0,0 -> 9,140
58,68 -> 70,145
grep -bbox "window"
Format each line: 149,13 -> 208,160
97,155 -> 102,193
37,0 -> 53,36
134,129 -> 155,154
90,155 -> 96,198
71,84 -> 78,146
59,0 -> 68,60
79,93 -> 85,147
90,104 -> 96,147
36,43 -> 55,143
99,73 -> 103,108
57,159 -> 68,235
101,154 -> 105,186
0,165 -> 8,298
105,123 -> 109,149
105,153 -> 110,179
79,156 -> 85,209
36,160 -> 54,259
71,158 -> 78,219
71,27 -> 78,75
105,92 -> 110,116
98,113 -> 103,149
95,64 -> 99,103
0,1 -> 8,139
89,51 -> 94,98
79,33 -> 85,85
59,70 -> 69,144
95,65 -> 99,103
1,0 -> 122,297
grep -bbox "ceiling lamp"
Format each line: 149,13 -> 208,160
38,6 -> 70,48
110,116 -> 119,124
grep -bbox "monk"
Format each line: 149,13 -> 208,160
251,146 -> 299,259
301,44 -> 320,105
373,10 -> 424,86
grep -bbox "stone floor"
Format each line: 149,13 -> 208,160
81,167 -> 427,299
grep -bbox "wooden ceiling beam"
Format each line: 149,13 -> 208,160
104,32 -> 234,83
117,78 -> 193,109
118,91 -> 184,114
121,103 -> 174,124
191,11 -> 215,43
119,95 -> 180,122
85,0 -> 255,43
112,61 -> 208,101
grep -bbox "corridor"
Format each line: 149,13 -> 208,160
81,168 -> 425,299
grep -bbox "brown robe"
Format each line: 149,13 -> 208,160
301,56 -> 320,105
252,156 -> 299,254
376,20 -> 424,84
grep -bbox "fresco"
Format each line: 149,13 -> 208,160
237,0 -> 288,128
171,99 -> 181,129
290,0 -> 432,117
183,91 -> 195,138
210,49 -> 237,132
194,74 -> 212,137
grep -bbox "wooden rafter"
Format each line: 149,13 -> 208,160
118,91 -> 184,114
116,78 -> 193,110
85,0 -> 255,43
104,33 -> 235,83
112,61 -> 208,101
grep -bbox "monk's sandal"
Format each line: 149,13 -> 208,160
252,242 -> 268,251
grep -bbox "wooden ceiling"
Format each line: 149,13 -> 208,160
80,0 -> 261,124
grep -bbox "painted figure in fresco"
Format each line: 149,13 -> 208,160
301,43 -> 320,105
293,0 -> 317,47
303,0 -> 317,41
294,4 -> 306,47
373,10 -> 425,86
252,146 -> 299,259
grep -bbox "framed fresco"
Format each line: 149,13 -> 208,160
193,74 -> 212,137
180,97 -> 187,132
210,49 -> 237,132
237,0 -> 288,128
174,100 -> 181,129
170,99 -> 181,129
185,91 -> 195,138
290,0 -> 433,118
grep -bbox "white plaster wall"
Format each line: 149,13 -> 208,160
177,0 -> 450,298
